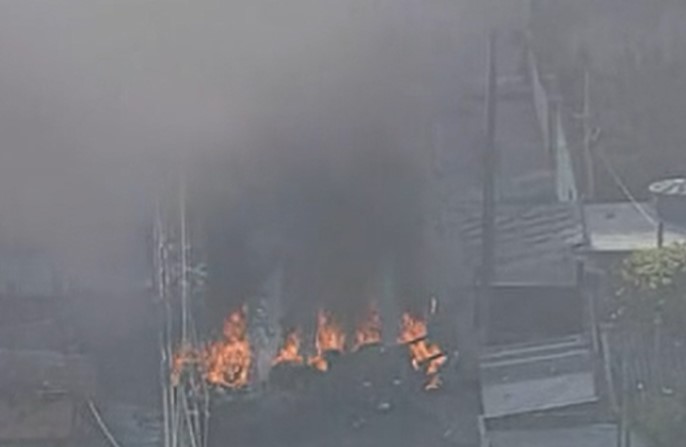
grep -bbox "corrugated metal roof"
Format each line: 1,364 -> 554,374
448,203 -> 584,284
480,336 -> 597,418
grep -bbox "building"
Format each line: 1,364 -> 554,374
0,349 -> 96,445
0,247 -> 97,446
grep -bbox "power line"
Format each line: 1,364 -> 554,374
87,400 -> 124,447
576,68 -> 657,229
596,147 -> 657,227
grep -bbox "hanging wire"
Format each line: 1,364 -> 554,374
596,146 -> 658,227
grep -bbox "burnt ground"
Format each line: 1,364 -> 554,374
211,394 -> 454,447
210,345 -> 480,447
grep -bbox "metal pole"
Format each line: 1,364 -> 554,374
181,391 -> 200,447
202,383 -> 210,447
87,400 -> 124,447
172,380 -> 181,447
583,69 -> 595,200
160,344 -> 171,447
155,199 -> 169,447
177,159 -> 209,447
548,96 -> 561,172
480,30 -> 497,344
180,163 -> 189,346
619,351 -> 630,447
156,193 -> 177,447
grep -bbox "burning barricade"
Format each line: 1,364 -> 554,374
173,302 -> 448,393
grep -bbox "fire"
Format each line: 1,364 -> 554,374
174,304 -> 448,392
398,312 -> 447,390
353,304 -> 382,350
273,329 -> 304,366
308,310 -> 346,371
203,307 -> 252,388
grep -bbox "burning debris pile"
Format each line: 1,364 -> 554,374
173,304 -> 447,392
172,307 -> 252,389
353,305 -> 382,351
204,307 -> 252,388
272,329 -> 304,366
307,310 -> 347,372
397,313 -> 447,390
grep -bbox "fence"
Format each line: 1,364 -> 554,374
605,321 -> 686,403
526,37 -> 579,203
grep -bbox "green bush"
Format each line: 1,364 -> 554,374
616,243 -> 686,329
618,244 -> 686,445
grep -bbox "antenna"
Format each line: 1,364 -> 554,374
156,161 -> 210,447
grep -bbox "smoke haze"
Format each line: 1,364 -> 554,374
0,1 -> 479,319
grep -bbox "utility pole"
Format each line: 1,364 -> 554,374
155,195 -> 173,447
156,162 -> 209,447
179,163 -> 190,347
582,69 -> 595,201
480,30 -> 497,345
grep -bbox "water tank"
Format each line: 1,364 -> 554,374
649,178 -> 686,226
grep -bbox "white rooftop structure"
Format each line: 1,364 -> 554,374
480,335 -> 597,418
584,202 -> 686,252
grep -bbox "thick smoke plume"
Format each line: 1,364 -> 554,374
181,0 -> 461,328
195,112 -> 429,331
0,0 -> 470,333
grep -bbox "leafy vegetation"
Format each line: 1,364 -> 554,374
616,244 -> 686,446
616,243 -> 686,328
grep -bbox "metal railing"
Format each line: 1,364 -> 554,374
527,38 -> 579,203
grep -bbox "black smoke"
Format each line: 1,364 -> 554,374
195,108 -> 429,331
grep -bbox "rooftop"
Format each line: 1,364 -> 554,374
584,202 -> 686,252
450,203 -> 584,285
480,335 -> 596,418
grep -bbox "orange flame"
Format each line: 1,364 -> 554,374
174,305 -> 448,392
203,307 -> 252,388
398,312 -> 447,390
353,304 -> 382,351
273,329 -> 304,366
308,310 -> 346,371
